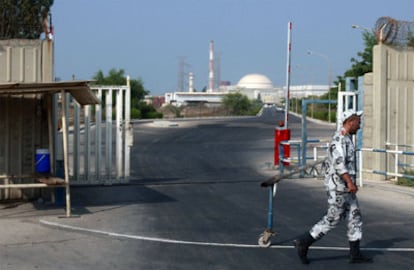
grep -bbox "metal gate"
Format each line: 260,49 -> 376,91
53,81 -> 132,185
336,91 -> 358,129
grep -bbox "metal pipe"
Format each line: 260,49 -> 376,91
61,90 -> 71,217
0,183 -> 64,189
307,50 -> 332,122
105,89 -> 113,180
302,99 -> 337,175
116,87 -> 123,179
74,99 -> 80,180
125,77 -> 132,180
95,89 -> 102,181
84,104 -> 91,181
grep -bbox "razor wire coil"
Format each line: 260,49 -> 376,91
374,16 -> 414,47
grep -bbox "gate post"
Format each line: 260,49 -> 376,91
115,88 -> 123,179
125,77 -> 132,180
301,99 -> 337,176
105,89 -> 113,181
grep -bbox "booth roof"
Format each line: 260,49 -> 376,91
0,81 -> 99,105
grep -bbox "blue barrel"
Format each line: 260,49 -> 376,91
35,149 -> 50,173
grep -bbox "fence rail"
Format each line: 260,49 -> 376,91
359,144 -> 414,184
278,139 -> 328,177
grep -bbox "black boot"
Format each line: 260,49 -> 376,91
294,233 -> 316,264
349,240 -> 373,263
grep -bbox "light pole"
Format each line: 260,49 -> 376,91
352,24 -> 384,43
307,50 -> 332,122
351,24 -> 372,33
295,64 -> 315,116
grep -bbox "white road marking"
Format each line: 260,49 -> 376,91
40,219 -> 414,252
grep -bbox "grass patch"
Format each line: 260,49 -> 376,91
397,171 -> 414,187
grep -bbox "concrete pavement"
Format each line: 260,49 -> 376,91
1,110 -> 414,269
0,175 -> 413,269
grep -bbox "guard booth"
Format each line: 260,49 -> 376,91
0,81 -> 99,216
0,39 -> 132,216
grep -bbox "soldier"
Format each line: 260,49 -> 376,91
294,109 -> 373,264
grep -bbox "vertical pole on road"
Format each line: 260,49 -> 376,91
284,21 -> 292,128
274,21 -> 293,167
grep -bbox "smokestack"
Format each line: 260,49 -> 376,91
189,72 -> 194,93
208,40 -> 214,93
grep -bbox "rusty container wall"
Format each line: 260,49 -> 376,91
0,39 -> 53,200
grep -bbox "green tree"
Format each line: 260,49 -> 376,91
222,93 -> 250,115
93,68 -> 148,105
315,31 -> 376,120
294,31 -> 376,122
407,31 -> 414,48
93,69 -> 127,86
329,30 -> 376,95
222,92 -> 261,115
341,31 -> 376,83
136,101 -> 162,119
92,68 -> 161,119
0,0 -> 54,39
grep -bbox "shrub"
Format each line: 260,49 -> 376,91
131,108 -> 141,119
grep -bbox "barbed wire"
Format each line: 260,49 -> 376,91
374,16 -> 414,47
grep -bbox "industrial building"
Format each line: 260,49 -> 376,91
163,40 -> 330,107
164,73 -> 330,106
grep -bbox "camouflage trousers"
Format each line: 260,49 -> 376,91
309,190 -> 363,242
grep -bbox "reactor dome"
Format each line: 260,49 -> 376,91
237,73 -> 273,89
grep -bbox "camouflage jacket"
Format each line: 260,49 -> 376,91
324,129 -> 357,192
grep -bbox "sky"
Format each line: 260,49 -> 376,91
51,0 -> 413,95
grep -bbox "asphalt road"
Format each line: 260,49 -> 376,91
1,108 -> 414,269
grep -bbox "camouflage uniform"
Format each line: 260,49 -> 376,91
309,129 -> 363,242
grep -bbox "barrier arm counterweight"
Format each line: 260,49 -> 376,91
258,159 -> 325,247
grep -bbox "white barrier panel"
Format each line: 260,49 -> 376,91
54,82 -> 132,185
